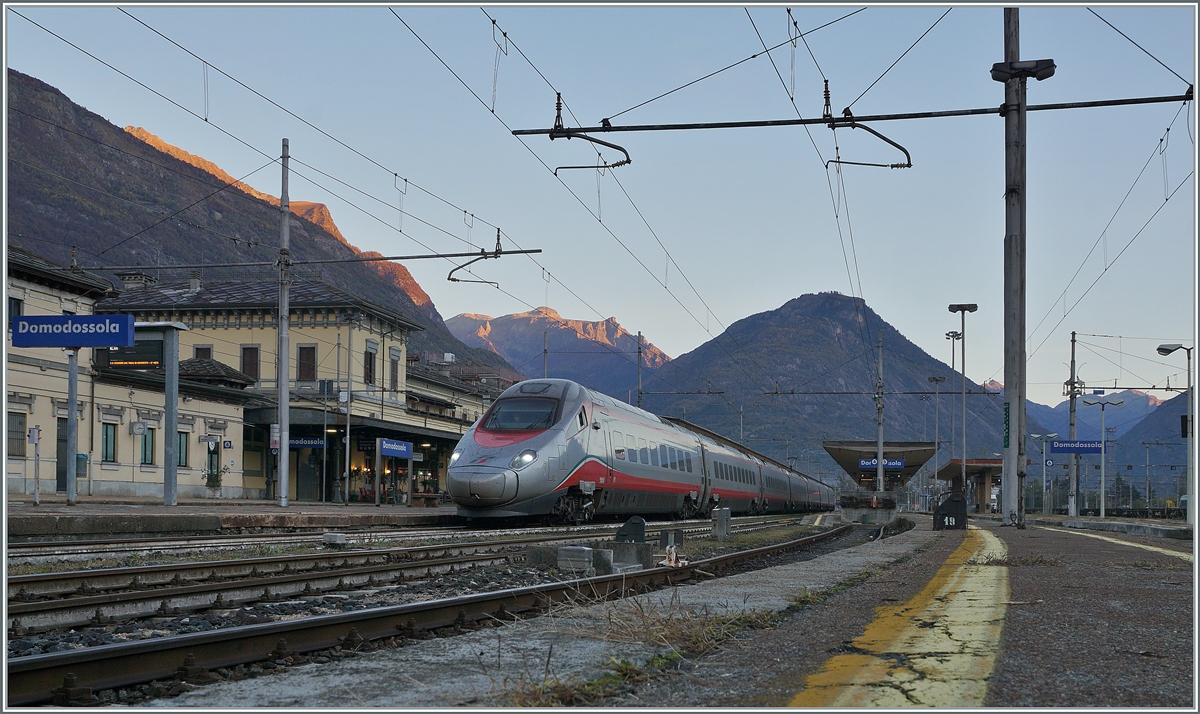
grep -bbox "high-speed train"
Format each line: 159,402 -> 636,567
446,379 -> 835,523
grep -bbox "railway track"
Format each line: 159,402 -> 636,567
7,517 -> 808,632
6,514 -> 804,564
7,523 -> 847,706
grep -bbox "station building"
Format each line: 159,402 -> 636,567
6,247 -> 254,499
94,271 -> 504,503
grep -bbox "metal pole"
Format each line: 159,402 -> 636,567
277,138 -> 291,508
332,331 -> 342,504
66,349 -> 78,506
1068,331 -> 1080,516
876,333 -> 885,493
321,391 -> 328,505
543,331 -> 548,379
1041,438 -> 1048,514
33,425 -> 41,506
1100,405 -> 1107,518
1187,349 -> 1193,525
1001,6 -> 1027,528
1145,442 -> 1151,510
344,323 -> 353,505
163,328 -> 178,506
961,310 -> 968,497
636,331 -> 643,409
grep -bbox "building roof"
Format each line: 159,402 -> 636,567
7,245 -> 115,298
177,358 -> 256,387
95,278 -> 424,333
821,440 -> 939,486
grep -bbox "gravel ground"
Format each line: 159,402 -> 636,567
983,522 -> 1193,707
157,525 -> 934,708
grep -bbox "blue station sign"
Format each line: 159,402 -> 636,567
379,438 -> 413,459
859,457 -> 905,470
289,437 -> 326,449
1050,440 -> 1102,454
12,314 -> 135,348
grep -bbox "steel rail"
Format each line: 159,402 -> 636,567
7,525 -> 848,705
8,520 -> 805,630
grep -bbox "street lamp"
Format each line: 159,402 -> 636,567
1082,398 -> 1123,518
928,376 -> 947,511
1031,433 -> 1058,515
948,304 -> 978,498
1157,343 -> 1193,525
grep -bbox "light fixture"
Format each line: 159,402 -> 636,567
420,442 -> 432,448
990,59 -> 1056,82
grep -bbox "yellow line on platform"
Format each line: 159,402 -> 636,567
788,526 -> 1009,708
1037,526 -> 1194,563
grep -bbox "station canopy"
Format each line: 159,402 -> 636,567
934,458 -> 1004,485
822,440 -> 938,491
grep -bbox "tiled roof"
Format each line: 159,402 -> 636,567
177,358 -> 256,386
7,245 -> 115,296
96,278 -> 423,332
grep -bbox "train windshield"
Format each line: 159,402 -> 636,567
481,397 -> 559,431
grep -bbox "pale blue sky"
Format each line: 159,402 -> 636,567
5,3 -> 1196,407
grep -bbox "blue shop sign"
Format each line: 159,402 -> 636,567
12,314 -> 135,348
379,439 -> 413,458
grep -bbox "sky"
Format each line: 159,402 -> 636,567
5,2 -> 1196,409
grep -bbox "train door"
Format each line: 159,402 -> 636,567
592,411 -> 612,479
697,444 -> 711,511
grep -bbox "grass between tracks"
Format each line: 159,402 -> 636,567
498,589 -> 777,706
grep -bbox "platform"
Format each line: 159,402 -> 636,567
4,494 -> 460,540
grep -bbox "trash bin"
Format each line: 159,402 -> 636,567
933,493 -> 968,530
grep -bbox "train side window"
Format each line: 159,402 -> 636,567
658,444 -> 668,468
649,441 -> 659,466
639,439 -> 648,464
667,447 -> 677,470
613,432 -> 625,460
685,453 -> 693,472
576,409 -> 587,430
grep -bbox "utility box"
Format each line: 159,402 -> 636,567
713,508 -> 732,541
615,516 -> 646,543
933,493 -> 968,530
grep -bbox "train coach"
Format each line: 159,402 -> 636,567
446,378 -> 834,524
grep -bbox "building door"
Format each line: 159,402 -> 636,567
56,417 -> 69,492
298,456 -> 319,501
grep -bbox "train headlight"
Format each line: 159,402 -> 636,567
509,449 -> 538,470
450,451 -> 462,466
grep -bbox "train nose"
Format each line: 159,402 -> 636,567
447,467 -> 519,506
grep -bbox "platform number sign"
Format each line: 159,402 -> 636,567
945,516 -> 956,526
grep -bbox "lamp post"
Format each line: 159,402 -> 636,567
1157,344 -> 1193,525
1083,398 -> 1122,518
945,331 -> 961,489
1031,432 -> 1058,514
928,376 -> 946,510
949,304 -> 978,498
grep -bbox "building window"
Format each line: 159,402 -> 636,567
297,345 -> 317,382
7,412 -> 26,457
390,355 -> 400,392
240,345 -> 260,381
194,346 -> 213,360
363,348 -> 376,386
141,428 -> 156,465
7,296 -> 22,330
178,432 -> 189,467
101,423 -> 117,462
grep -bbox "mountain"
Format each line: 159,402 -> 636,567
6,68 -> 514,377
1109,391 -> 1191,500
1026,389 -> 1163,441
625,292 -> 1053,482
447,307 -> 669,397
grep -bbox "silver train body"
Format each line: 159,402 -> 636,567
446,379 -> 835,523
